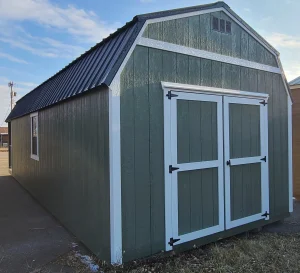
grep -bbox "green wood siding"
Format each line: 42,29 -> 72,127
143,11 -> 278,68
177,100 -> 217,163
229,104 -> 260,158
120,45 -> 288,262
178,168 -> 219,235
230,163 -> 262,220
11,90 -> 111,262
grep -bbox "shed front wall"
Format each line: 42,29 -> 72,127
120,45 -> 289,261
11,90 -> 111,262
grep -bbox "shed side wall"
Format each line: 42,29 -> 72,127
292,87 -> 300,199
143,11 -> 278,67
11,90 -> 111,261
120,45 -> 289,261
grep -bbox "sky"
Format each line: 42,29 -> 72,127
0,0 -> 299,127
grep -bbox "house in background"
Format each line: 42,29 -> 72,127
6,1 -> 293,264
290,76 -> 300,199
0,127 -> 8,147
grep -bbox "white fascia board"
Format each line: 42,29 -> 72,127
288,96 -> 293,212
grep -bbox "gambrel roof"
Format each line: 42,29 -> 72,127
6,1 -> 281,122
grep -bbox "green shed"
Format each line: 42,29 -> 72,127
6,1 -> 293,265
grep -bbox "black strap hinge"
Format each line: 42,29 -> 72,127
168,237 -> 180,246
166,91 -> 178,100
260,156 -> 267,162
169,165 -> 179,173
259,100 -> 267,106
226,160 -> 231,166
262,211 -> 269,218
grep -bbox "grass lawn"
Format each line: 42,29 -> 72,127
50,231 -> 300,273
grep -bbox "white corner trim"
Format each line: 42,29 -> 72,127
275,56 -> 293,102
288,97 -> 293,212
161,82 -> 269,100
108,88 -> 122,265
138,37 -> 281,74
30,112 -> 39,161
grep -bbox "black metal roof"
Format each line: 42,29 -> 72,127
6,1 -> 279,121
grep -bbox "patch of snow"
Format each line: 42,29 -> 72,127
75,252 -> 100,272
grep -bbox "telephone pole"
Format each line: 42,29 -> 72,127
8,82 -> 16,110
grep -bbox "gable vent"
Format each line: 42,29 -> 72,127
212,16 -> 232,34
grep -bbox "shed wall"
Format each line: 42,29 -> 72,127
11,89 -> 111,262
143,11 -> 278,67
292,87 -> 300,199
120,45 -> 289,261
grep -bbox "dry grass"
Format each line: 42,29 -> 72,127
34,231 -> 300,273
105,232 -> 300,273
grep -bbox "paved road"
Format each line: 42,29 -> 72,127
0,152 -> 76,273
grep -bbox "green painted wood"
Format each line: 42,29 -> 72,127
11,88 -> 111,262
120,54 -> 136,259
211,61 -> 222,88
231,21 -> 241,58
222,63 -> 232,89
210,12 -> 221,54
177,100 -> 218,163
230,163 -> 261,220
178,168 -> 218,235
133,46 -> 151,258
143,11 -> 278,67
220,12 -> 232,56
230,104 -> 260,158
201,59 -> 212,86
241,31 -> 249,60
200,13 -> 210,51
188,56 -> 201,85
231,65 -> 241,90
188,16 -> 201,49
249,68 -> 258,92
148,48 -> 165,254
120,46 -> 289,262
177,100 -> 190,164
176,18 -> 189,46
176,54 -> 189,84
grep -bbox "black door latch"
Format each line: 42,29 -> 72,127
226,160 -> 231,166
261,211 -> 269,218
166,91 -> 178,100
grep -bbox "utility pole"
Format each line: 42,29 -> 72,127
8,82 -> 17,110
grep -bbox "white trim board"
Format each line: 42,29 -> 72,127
108,87 -> 123,265
162,82 -> 269,100
290,84 -> 300,90
288,97 -> 293,212
138,37 -> 281,75
30,112 -> 39,161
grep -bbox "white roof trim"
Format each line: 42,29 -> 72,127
138,37 -> 281,74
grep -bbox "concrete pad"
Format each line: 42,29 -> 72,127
0,152 -> 76,273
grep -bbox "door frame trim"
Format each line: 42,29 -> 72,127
223,96 -> 269,229
162,82 -> 269,100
